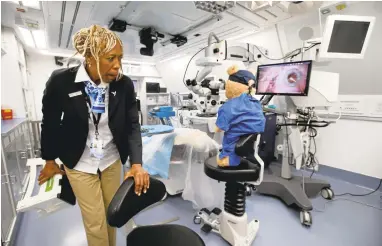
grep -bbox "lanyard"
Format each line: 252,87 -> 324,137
91,112 -> 102,138
84,91 -> 102,139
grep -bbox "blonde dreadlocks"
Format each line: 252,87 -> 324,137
72,25 -> 123,82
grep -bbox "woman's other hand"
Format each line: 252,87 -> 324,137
124,164 -> 150,196
38,161 -> 65,185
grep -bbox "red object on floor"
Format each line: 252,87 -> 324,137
1,109 -> 13,120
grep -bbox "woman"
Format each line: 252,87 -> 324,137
38,25 -> 149,246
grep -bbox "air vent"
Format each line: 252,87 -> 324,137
194,1 -> 235,14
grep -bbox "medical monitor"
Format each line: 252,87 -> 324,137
256,60 -> 312,96
320,15 -> 375,59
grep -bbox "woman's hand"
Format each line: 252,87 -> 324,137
38,161 -> 65,185
124,164 -> 150,196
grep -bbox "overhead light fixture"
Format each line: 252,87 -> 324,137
194,1 -> 235,14
32,29 -> 46,49
22,1 -> 41,10
18,26 -> 35,47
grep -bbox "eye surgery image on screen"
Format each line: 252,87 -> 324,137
256,61 -> 311,95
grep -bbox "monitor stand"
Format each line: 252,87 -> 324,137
255,125 -> 333,226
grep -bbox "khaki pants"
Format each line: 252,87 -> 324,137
65,160 -> 122,246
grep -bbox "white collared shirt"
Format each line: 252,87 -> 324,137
74,64 -> 119,174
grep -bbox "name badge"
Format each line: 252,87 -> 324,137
90,139 -> 105,160
69,91 -> 82,98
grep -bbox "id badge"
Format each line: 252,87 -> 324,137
90,138 -> 105,159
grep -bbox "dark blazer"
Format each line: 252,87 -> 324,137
40,66 -> 142,169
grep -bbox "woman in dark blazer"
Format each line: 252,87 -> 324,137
38,25 -> 149,246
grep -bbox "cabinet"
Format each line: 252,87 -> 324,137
145,93 -> 171,125
1,119 -> 33,245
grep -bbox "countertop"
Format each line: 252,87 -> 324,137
1,118 -> 27,136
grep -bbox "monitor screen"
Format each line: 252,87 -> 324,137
327,20 -> 370,54
256,60 -> 312,96
320,15 -> 375,59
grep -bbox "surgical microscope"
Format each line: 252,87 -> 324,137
184,33 -> 267,117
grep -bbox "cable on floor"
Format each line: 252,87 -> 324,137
313,197 -> 382,213
335,179 -> 382,197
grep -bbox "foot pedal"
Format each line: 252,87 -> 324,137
200,208 -> 211,215
201,224 -> 212,233
211,207 -> 222,215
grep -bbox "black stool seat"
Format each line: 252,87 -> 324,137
204,156 -> 260,182
205,134 -> 261,182
127,224 -> 205,246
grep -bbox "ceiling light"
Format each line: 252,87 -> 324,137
18,26 -> 35,47
22,1 -> 41,10
32,30 -> 46,49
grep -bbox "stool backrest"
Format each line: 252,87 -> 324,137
235,133 -> 259,158
107,177 -> 166,228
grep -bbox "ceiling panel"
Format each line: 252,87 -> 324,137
121,1 -> 211,35
258,5 -> 291,22
40,1 -> 297,60
71,1 -> 95,26
46,1 -> 63,22
89,1 -> 126,27
63,1 -> 77,23
47,20 -> 61,49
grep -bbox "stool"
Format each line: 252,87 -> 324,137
194,134 -> 264,246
